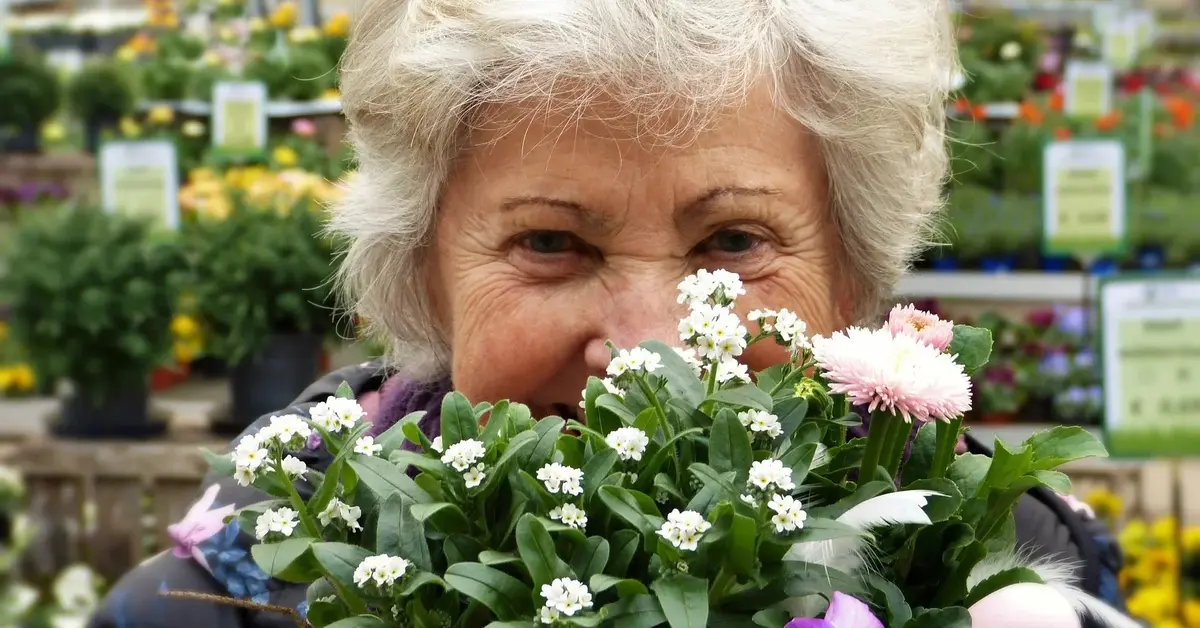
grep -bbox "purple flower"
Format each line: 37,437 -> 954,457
786,592 -> 884,628
1038,352 -> 1071,377
167,484 -> 236,571
306,431 -> 323,450
1073,350 -> 1095,370
1025,308 -> 1056,329
1053,305 -> 1087,337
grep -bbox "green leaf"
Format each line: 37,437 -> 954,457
780,441 -> 819,488
607,530 -> 640,576
903,607 -> 972,628
964,567 -> 1044,608
590,573 -> 649,597
516,514 -> 571,590
687,463 -> 737,498
376,410 -> 427,455
583,378 -> 615,435
637,427 -> 705,491
311,542 -> 372,590
725,512 -> 758,577
598,486 -> 663,534
602,595 -> 667,628
979,440 -> 1034,498
348,456 -> 431,504
410,502 -> 471,534
751,608 -> 790,628
440,392 -> 479,447
641,340 -> 705,408
633,407 -> 659,439
900,422 -> 938,486
570,536 -> 611,583
947,324 -> 992,374
866,574 -> 913,627
791,518 -> 869,544
398,571 -> 445,597
480,400 -> 510,444
444,563 -> 534,620
479,551 -> 521,567
377,495 -> 433,572
650,574 -> 709,628
334,381 -> 354,399
708,385 -> 773,412
250,538 -> 318,583
474,401 -> 493,419
782,561 -> 866,597
444,534 -> 487,565
523,416 -> 567,469
905,478 -> 963,523
1028,469 -> 1072,495
201,448 -> 235,476
597,396 -> 638,427
325,618 -> 388,628
308,458 -> 345,518
947,453 -> 991,498
653,473 -> 685,503
558,434 -> 586,468
709,409 -> 753,475
582,449 -> 619,503
1023,426 -> 1108,471
389,451 -> 452,481
808,481 -> 892,520
493,430 -> 538,473
484,623 -> 535,628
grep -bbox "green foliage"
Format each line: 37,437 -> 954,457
242,45 -> 338,101
66,60 -> 138,122
209,288 -> 1111,626
0,51 -> 62,129
946,119 -> 998,189
181,197 -> 337,364
1,207 -> 184,398
140,55 -> 194,101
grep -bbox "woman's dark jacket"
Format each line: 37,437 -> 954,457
86,361 -> 1124,628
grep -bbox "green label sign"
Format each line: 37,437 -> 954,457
1102,277 -> 1200,457
212,81 -> 267,154
100,140 -> 180,231
1042,140 -> 1127,257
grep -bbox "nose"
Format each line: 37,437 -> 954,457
583,278 -> 686,373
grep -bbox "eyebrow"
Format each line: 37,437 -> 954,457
498,185 -> 781,229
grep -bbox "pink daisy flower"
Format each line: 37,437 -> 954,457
291,118 -> 317,137
886,304 -> 955,352
811,326 -> 972,422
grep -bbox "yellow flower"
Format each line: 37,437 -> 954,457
321,87 -> 341,101
173,338 -> 203,364
8,365 -> 34,392
1159,620 -> 1186,628
272,145 -> 299,168
120,117 -> 142,138
198,194 -> 232,221
201,51 -> 222,67
218,26 -> 236,42
323,11 -> 350,38
1085,488 -> 1124,522
170,314 -> 200,339
116,45 -> 138,62
189,167 -> 217,182
1184,527 -> 1200,555
181,120 -> 207,138
41,121 -> 65,142
1154,517 -> 1179,547
1183,600 -> 1200,628
269,1 -> 297,29
1127,584 -> 1180,623
1122,519 -> 1150,558
148,105 -> 174,126
0,369 -> 12,393
249,17 -> 267,32
0,321 -> 8,342
288,26 -> 320,43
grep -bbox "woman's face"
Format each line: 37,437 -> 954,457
430,88 -> 856,419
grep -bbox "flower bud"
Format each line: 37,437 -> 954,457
793,378 -> 831,414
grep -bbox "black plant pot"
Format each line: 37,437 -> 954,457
215,334 -> 323,435
53,381 -> 167,439
2,126 -> 40,154
84,116 -> 119,154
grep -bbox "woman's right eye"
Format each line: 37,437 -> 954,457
519,231 -> 578,255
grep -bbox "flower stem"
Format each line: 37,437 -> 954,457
768,363 -> 808,397
635,375 -> 682,486
708,565 -> 737,606
858,414 -> 892,484
278,461 -> 322,539
881,419 -> 912,481
930,417 -> 963,479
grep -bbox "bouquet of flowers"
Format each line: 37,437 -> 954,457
196,271 -> 1128,628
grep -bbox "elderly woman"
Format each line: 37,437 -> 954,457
90,0 -> 1125,626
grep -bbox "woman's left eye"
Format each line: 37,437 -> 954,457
697,229 -> 763,256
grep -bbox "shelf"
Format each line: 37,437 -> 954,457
896,271 -> 1093,302
139,99 -> 344,118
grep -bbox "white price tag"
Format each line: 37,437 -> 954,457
1042,139 -> 1127,258
1063,60 -> 1113,119
100,140 -> 181,231
212,81 -> 268,152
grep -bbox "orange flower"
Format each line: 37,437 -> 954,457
1054,127 -> 1072,140
1018,100 -> 1044,125
1164,96 -> 1195,130
1095,111 -> 1122,132
969,104 -> 987,120
953,97 -> 971,114
1049,91 -> 1064,113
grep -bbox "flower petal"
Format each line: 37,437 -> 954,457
784,620 -> 834,628
824,592 -> 884,628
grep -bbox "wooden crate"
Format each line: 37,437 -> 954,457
0,437 -> 223,583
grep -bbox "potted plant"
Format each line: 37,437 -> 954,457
1,206 -> 185,438
0,51 -> 62,153
183,187 -> 337,433
66,59 -> 138,153
976,363 -> 1024,424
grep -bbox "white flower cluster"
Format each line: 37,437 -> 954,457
281,455 -> 308,478
254,507 -> 299,540
676,268 -> 746,307
353,436 -> 382,457
549,503 -> 588,529
309,396 -> 367,434
737,409 -> 783,439
538,578 -> 594,624
678,303 -> 748,361
232,433 -> 270,487
440,438 -> 488,489
258,414 -> 314,450
606,347 -> 663,379
749,308 -> 811,352
746,458 -> 795,493
353,554 -> 410,589
605,427 -> 650,462
537,463 -> 584,496
318,497 -> 363,531
429,436 -> 443,453
656,509 -> 713,551
767,494 -> 808,534
673,347 -> 704,377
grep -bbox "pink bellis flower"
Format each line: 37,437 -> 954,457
291,118 -> 317,137
886,304 -> 954,352
811,326 -> 972,423
785,592 -> 882,628
167,484 -> 236,571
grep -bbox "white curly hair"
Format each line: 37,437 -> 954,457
331,0 -> 959,380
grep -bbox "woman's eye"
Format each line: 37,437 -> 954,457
701,229 -> 761,255
520,231 -> 577,254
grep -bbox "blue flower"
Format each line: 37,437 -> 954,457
197,521 -> 272,604
1039,352 -> 1071,377
297,600 -> 310,619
